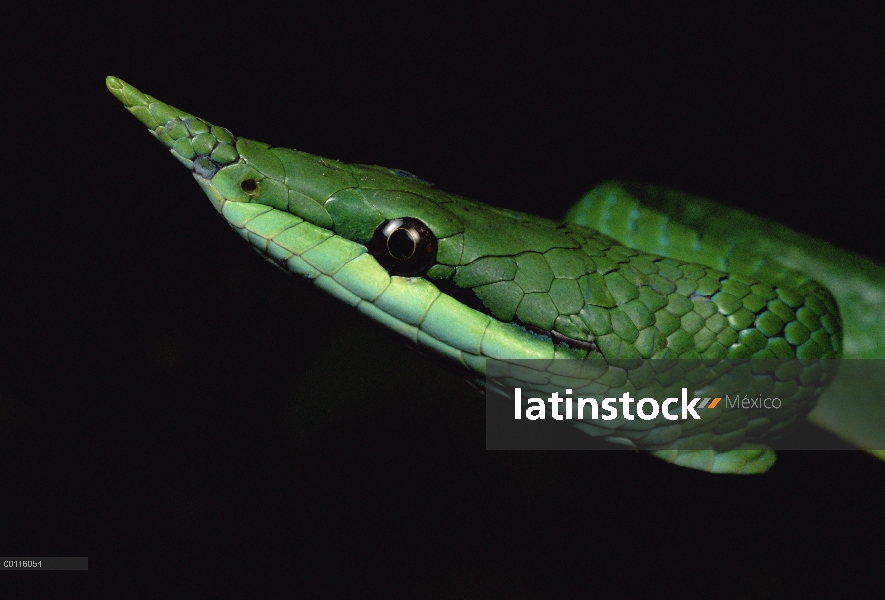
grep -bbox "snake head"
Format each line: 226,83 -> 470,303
106,77 -> 453,265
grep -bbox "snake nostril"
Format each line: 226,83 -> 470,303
240,179 -> 258,194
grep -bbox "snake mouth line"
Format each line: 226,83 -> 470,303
529,324 -> 601,356
433,278 -> 602,357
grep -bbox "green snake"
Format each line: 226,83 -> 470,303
107,77 -> 885,474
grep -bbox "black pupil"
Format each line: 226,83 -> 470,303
368,217 -> 437,277
388,228 -> 416,260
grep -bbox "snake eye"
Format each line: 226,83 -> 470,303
369,218 -> 437,276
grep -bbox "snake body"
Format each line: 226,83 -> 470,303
107,77 -> 884,474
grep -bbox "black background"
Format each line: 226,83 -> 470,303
5,4 -> 883,597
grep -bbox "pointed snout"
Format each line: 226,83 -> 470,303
106,76 -> 240,177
